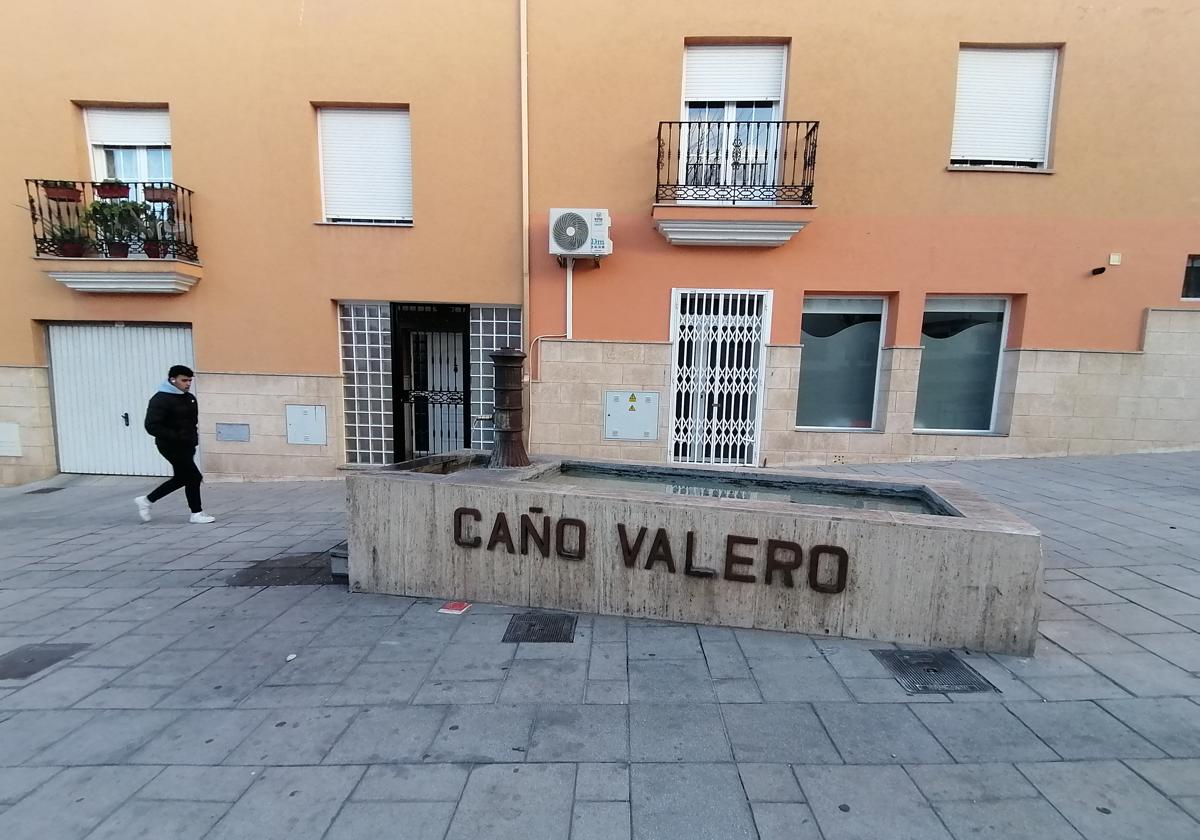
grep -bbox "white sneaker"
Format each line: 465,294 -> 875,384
189,512 -> 216,524
134,496 -> 152,522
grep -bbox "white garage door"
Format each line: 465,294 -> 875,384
48,324 -> 195,476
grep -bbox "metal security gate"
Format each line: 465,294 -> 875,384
48,323 -> 195,475
393,304 -> 470,459
669,290 -> 771,465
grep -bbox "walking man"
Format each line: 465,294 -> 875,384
134,364 -> 215,524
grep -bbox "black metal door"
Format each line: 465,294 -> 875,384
391,303 -> 470,460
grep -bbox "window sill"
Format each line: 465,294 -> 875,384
946,165 -> 1054,175
912,430 -> 1008,437
793,426 -> 881,433
315,220 -> 413,228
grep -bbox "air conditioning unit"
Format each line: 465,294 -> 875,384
549,208 -> 613,258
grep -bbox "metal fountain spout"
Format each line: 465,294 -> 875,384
488,348 -> 531,468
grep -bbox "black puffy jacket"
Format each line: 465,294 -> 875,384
144,388 -> 199,447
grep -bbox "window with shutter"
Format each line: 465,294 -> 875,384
84,108 -> 173,182
318,108 -> 413,224
950,48 -> 1059,169
681,45 -> 787,198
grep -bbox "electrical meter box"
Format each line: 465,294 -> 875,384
286,405 -> 328,445
603,391 -> 659,441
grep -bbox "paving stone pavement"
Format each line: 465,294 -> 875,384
0,455 -> 1198,839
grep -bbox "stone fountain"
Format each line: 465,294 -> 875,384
346,349 -> 1043,653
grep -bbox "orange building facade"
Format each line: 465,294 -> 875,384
0,0 -> 524,485
1,1 -> 1198,486
525,1 -> 1200,467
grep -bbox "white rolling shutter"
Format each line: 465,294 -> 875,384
84,108 -> 171,145
319,108 -> 413,223
683,45 -> 787,101
950,48 -> 1058,167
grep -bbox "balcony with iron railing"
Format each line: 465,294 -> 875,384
653,120 -> 819,247
26,179 -> 202,293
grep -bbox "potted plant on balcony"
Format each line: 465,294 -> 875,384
94,179 -> 130,200
48,221 -> 96,257
87,200 -> 147,259
142,184 -> 175,204
42,180 -> 82,203
142,214 -> 170,258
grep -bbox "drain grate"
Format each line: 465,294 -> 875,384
0,643 -> 88,679
871,649 -> 997,694
502,612 -> 577,643
24,487 -> 64,495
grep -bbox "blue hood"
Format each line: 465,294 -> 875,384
157,380 -> 186,395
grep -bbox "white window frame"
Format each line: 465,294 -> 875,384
675,101 -> 784,199
668,288 -> 773,466
316,107 -> 413,226
949,47 -> 1060,171
83,108 -> 173,183
89,147 -> 173,182
914,296 -> 1011,435
794,295 -> 887,432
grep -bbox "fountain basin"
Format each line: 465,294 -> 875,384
348,455 -> 1042,654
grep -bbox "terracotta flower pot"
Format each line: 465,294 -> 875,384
44,185 -> 82,202
142,186 -> 175,203
57,242 -> 87,257
107,242 -> 131,258
143,242 -> 168,258
95,182 -> 130,199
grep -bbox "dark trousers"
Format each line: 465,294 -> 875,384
147,442 -> 203,513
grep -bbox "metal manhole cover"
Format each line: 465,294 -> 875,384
24,487 -> 64,495
871,649 -> 997,694
0,643 -> 88,679
502,613 -> 577,643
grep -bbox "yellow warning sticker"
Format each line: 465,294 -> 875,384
628,393 -> 638,402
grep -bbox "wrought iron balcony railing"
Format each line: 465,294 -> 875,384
26,179 -> 198,261
656,120 -> 819,205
